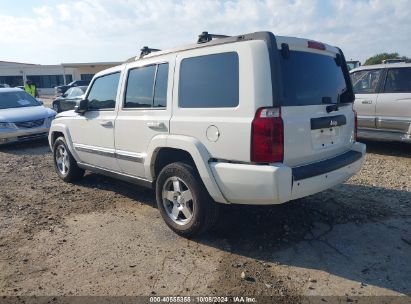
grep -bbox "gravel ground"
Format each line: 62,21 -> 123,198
0,139 -> 410,301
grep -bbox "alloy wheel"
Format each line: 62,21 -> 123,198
162,177 -> 194,225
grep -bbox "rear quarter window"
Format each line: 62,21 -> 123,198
179,52 -> 239,108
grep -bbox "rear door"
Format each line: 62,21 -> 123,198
275,39 -> 356,167
375,67 -> 411,134
351,68 -> 384,129
114,54 -> 174,178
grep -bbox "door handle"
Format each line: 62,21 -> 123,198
100,120 -> 113,127
361,100 -> 373,104
146,122 -> 166,130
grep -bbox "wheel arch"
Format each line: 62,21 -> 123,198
146,135 -> 228,204
48,124 -> 81,162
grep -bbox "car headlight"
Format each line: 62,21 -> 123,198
0,122 -> 13,129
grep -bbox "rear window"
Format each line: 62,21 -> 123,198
280,51 -> 348,106
179,52 -> 239,108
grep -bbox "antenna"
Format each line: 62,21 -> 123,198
140,46 -> 161,58
197,32 -> 230,44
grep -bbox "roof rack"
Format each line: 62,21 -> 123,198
140,46 -> 161,58
197,31 -> 230,44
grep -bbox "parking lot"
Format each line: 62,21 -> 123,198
0,138 -> 410,299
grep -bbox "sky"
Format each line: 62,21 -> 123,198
1,0 -> 410,65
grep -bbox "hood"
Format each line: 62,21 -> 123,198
0,106 -> 56,123
55,110 -> 78,119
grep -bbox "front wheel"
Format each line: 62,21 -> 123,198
156,162 -> 219,238
53,137 -> 84,182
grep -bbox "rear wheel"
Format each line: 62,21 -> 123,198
53,137 -> 84,182
156,162 -> 219,237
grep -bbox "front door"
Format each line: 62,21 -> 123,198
70,71 -> 122,171
114,55 -> 174,178
351,68 -> 383,129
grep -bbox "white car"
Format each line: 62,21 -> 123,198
49,31 -> 366,236
350,63 -> 411,142
0,88 -> 56,144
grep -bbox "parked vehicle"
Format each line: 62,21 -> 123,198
52,86 -> 87,113
382,58 -> 409,64
49,31 -> 365,236
347,60 -> 361,71
350,63 -> 411,142
0,84 -> 10,88
0,88 -> 56,144
55,80 -> 90,95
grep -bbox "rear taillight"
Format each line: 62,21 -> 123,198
251,107 -> 284,163
354,110 -> 358,141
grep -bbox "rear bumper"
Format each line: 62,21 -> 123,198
210,142 -> 366,205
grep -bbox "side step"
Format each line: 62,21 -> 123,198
77,162 -> 153,189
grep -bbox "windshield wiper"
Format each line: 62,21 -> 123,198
322,96 -> 339,113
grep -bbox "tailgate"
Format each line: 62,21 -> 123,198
274,36 -> 356,167
282,104 -> 355,167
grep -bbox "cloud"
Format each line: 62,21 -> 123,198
1,0 -> 410,64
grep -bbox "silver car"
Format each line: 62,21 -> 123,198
350,63 -> 411,142
0,88 -> 56,144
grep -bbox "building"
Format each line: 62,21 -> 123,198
0,61 -> 121,95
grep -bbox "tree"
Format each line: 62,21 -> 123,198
364,52 -> 409,65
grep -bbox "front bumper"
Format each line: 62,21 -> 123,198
0,127 -> 50,144
210,142 -> 366,205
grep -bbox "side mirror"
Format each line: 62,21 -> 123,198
74,99 -> 88,114
37,100 -> 44,105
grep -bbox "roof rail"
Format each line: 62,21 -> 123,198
197,31 -> 230,44
140,46 -> 161,58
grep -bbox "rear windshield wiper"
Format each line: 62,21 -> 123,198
322,96 -> 339,113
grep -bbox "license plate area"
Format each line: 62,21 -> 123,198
311,127 -> 340,149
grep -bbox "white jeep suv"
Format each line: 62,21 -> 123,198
49,31 -> 366,237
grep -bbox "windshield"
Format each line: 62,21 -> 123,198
280,50 -> 349,106
0,91 -> 41,109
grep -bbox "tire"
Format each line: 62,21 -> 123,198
53,136 -> 84,182
156,162 -> 219,238
52,102 -> 61,113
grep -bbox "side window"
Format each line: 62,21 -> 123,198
87,72 -> 120,110
351,69 -> 382,94
125,65 -> 156,108
124,63 -> 169,108
179,52 -> 239,108
153,64 -> 169,108
384,68 -> 411,93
